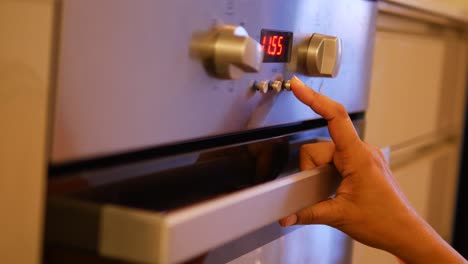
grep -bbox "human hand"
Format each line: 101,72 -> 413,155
279,77 -> 465,264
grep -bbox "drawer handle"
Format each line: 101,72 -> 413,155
46,164 -> 340,264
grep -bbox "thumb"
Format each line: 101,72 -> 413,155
280,198 -> 343,227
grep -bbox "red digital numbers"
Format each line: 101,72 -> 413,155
260,29 -> 292,63
262,35 -> 284,56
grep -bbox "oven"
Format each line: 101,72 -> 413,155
44,0 -> 377,263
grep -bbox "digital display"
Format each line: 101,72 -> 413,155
261,29 -> 293,63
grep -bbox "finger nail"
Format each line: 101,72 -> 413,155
291,76 -> 315,93
290,76 -> 303,93
291,75 -> 303,87
283,214 -> 298,226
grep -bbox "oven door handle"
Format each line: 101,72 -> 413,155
47,164 -> 341,264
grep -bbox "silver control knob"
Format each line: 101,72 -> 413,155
190,25 -> 263,80
270,81 -> 282,93
297,34 -> 342,77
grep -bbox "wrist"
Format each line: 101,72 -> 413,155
386,209 -> 464,264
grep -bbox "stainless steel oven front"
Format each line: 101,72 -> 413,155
45,0 -> 377,263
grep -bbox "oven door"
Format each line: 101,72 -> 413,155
45,121 -> 364,264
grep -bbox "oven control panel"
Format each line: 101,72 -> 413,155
52,0 -> 376,163
190,24 -> 342,94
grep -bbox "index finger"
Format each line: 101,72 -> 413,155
290,76 -> 361,151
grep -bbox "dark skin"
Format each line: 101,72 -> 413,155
279,76 -> 466,264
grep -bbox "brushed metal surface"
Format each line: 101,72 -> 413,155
224,225 -> 350,264
190,25 -> 263,79
52,0 -> 376,163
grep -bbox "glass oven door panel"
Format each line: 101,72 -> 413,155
46,126 -> 353,264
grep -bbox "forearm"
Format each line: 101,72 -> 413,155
387,212 -> 465,264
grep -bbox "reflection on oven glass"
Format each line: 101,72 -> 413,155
197,138 -> 289,184
65,128 -> 325,213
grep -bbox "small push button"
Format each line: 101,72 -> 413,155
255,79 -> 292,94
283,80 -> 291,91
270,81 -> 282,93
255,81 -> 269,94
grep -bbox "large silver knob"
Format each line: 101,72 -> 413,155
190,25 -> 263,80
297,34 -> 342,77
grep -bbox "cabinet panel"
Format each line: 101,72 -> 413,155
0,1 -> 55,263
366,16 -> 467,148
351,242 -> 398,264
365,30 -> 446,147
392,144 -> 459,235
357,10 -> 466,263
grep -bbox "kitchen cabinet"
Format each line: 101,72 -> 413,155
393,144 -> 460,241
0,1 -> 56,263
365,30 -> 466,147
353,2 -> 468,263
